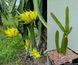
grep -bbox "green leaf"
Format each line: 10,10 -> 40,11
11,0 -> 17,16
55,30 -> 60,52
65,6 -> 69,33
1,0 -> 15,13
34,25 -> 41,47
43,50 -> 48,56
29,24 -> 36,48
50,12 -> 65,32
1,14 -> 16,27
29,24 -> 36,56
33,0 -> 47,28
17,0 -> 24,13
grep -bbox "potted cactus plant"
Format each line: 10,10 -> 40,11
48,6 -> 78,65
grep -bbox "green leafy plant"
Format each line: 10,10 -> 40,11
0,0 -> 47,64
51,6 -> 72,55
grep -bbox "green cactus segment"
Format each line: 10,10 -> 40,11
65,6 -> 69,33
51,6 -> 72,55
68,27 -> 72,34
61,35 -> 68,54
50,13 -> 65,32
60,33 -> 66,52
55,30 -> 60,52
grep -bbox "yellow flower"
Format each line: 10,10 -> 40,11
25,39 -> 30,50
4,28 -> 19,38
19,11 -> 37,24
32,48 -> 41,60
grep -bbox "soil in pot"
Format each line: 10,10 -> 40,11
48,48 -> 78,65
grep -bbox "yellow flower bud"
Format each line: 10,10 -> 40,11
19,11 -> 37,24
4,28 -> 18,38
32,48 -> 41,60
25,39 -> 30,50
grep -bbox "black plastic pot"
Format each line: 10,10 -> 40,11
48,48 -> 78,65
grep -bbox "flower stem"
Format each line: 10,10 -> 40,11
29,23 -> 36,55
